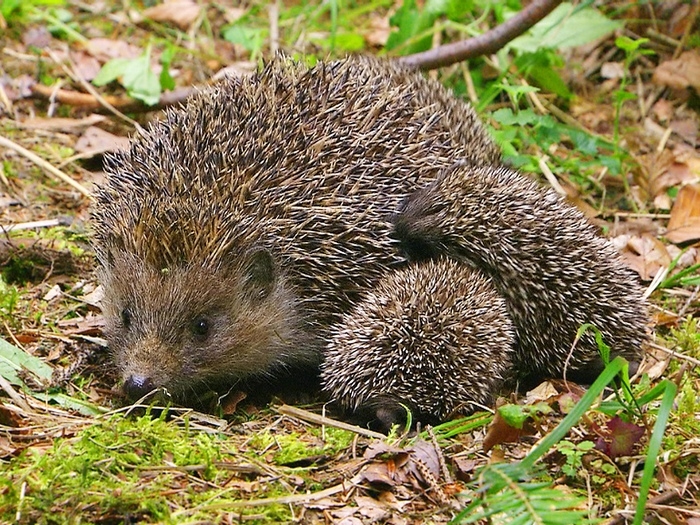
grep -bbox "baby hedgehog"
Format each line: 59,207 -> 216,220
393,161 -> 648,385
321,258 -> 515,431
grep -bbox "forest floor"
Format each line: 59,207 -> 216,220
0,0 -> 699,523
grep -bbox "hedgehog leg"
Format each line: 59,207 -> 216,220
320,258 -> 516,432
393,162 -> 648,384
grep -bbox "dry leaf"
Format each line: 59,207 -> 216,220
354,496 -> 391,521
452,457 -> 477,481
483,408 -> 534,452
653,50 -> 700,90
365,14 -> 391,47
22,26 -> 51,48
652,99 -> 673,122
75,126 -> 131,157
600,62 -> 624,79
19,114 -> 107,133
71,50 -> 102,81
143,0 -> 202,30
524,381 -> 559,404
86,38 -> 141,62
666,183 -> 700,243
671,119 -> 699,144
58,314 -> 105,336
617,233 -> 671,280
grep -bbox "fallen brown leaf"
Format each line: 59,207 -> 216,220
666,183 -> 700,243
653,50 -> 700,91
22,26 -> 51,48
652,99 -> 673,122
75,126 -> 131,157
19,114 -> 107,133
143,0 -> 202,30
617,233 -> 672,280
85,38 -> 141,63
483,408 -> 534,452
70,50 -> 102,81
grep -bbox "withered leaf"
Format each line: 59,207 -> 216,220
666,183 -> 700,244
143,0 -> 202,30
653,50 -> 700,90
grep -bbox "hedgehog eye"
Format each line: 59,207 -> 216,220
121,308 -> 132,329
191,317 -> 210,339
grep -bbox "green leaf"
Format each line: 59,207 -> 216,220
222,25 -> 265,55
510,3 -> 622,53
92,57 -> 131,86
492,107 -> 540,126
0,337 -> 53,387
498,404 -> 531,429
568,129 -> 599,155
615,36 -> 649,54
121,53 -> 161,106
334,32 -> 365,52
498,402 -> 550,429
445,0 -> 475,20
634,380 -> 677,524
0,0 -> 23,19
35,392 -> 107,416
386,0 -> 439,54
159,45 -> 177,91
527,65 -> 572,99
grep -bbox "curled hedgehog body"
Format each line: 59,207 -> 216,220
93,56 -> 647,423
393,162 -> 647,383
321,258 -> 515,430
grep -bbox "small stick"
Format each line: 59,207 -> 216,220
0,134 -> 93,199
0,373 -> 32,413
277,404 -> 385,439
1,218 -> 67,233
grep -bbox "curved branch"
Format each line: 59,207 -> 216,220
396,0 -> 563,71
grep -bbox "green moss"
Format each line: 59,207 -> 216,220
248,427 -> 354,465
0,412 -> 232,523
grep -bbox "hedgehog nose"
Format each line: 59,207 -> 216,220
123,374 -> 156,400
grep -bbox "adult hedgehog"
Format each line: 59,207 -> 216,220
93,56 -> 647,422
93,56 -> 500,402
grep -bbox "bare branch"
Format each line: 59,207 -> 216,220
396,0 -> 564,70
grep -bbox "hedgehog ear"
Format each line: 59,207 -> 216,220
243,248 -> 276,300
392,186 -> 443,262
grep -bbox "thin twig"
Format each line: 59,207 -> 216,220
0,373 -> 33,413
31,83 -> 197,113
277,404 -> 385,439
0,218 -> 68,233
647,341 -> 700,367
0,134 -> 93,199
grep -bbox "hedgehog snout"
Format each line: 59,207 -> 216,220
122,373 -> 156,400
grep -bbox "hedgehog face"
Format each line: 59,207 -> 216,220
99,249 -> 308,403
